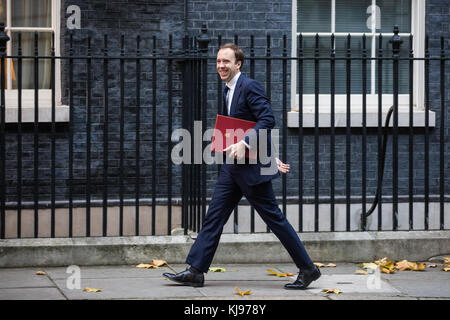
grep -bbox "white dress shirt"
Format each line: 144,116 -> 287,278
225,72 -> 250,149
225,71 -> 241,115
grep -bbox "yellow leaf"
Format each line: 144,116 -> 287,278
235,287 -> 251,296
355,270 -> 368,275
209,267 -> 227,272
381,260 -> 396,270
322,288 -> 342,294
151,260 -> 167,267
35,271 -> 46,275
136,263 -> 157,269
360,262 -> 378,270
267,269 -> 294,277
82,287 -> 102,293
326,263 -> 337,267
278,272 -> 294,277
375,257 -> 389,265
444,257 -> 450,264
441,267 -> 450,272
395,260 -> 412,271
314,262 -> 325,268
381,267 -> 395,274
410,263 -> 426,271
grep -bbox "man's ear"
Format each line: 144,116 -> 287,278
236,61 -> 242,70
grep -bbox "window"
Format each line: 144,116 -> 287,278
1,0 -> 68,123
289,0 -> 433,128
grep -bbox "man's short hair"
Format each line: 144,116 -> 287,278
219,43 -> 245,68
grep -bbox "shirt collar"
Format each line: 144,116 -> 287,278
226,72 -> 241,90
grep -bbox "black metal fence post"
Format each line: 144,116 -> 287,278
197,24 -> 210,232
0,23 -> 8,239
390,26 -> 402,231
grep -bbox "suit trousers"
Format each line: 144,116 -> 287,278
186,165 -> 314,273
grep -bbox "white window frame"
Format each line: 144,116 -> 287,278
4,0 -> 68,123
289,0 -> 434,128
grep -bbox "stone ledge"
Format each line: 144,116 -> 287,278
0,231 -> 449,268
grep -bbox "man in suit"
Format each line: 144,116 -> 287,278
163,43 -> 320,289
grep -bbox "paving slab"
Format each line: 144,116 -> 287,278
44,265 -> 174,280
0,268 -> 55,289
53,276 -> 203,300
0,287 -> 65,300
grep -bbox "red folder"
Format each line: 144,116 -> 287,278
211,114 -> 257,159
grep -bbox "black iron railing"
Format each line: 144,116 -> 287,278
0,24 -> 448,239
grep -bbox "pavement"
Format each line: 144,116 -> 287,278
0,261 -> 449,301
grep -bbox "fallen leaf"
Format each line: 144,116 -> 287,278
441,267 -> 450,272
395,260 -> 412,271
444,257 -> 450,264
395,260 -> 426,271
355,270 -> 368,275
35,271 -> 46,275
152,260 -> 167,267
428,264 -> 437,268
82,287 -> 102,293
360,262 -> 378,270
410,262 -> 426,271
314,262 -> 325,268
235,287 -> 251,296
136,263 -> 157,269
375,257 -> 389,265
326,263 -> 337,267
322,288 -> 342,294
381,267 -> 395,274
267,269 -> 293,277
209,267 -> 227,272
279,272 -> 295,277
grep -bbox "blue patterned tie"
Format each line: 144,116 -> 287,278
223,86 -> 230,115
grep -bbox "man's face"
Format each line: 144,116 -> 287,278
217,48 -> 241,83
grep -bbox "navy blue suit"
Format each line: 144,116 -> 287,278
186,74 -> 314,272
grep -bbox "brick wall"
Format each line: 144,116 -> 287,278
3,0 -> 449,207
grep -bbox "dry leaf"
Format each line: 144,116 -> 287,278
395,260 -> 412,271
395,260 -> 426,271
381,267 -> 395,274
355,270 -> 368,275
410,262 -> 426,271
82,287 -> 102,293
441,267 -> 450,272
35,271 -> 46,275
314,262 -> 325,268
235,287 -> 252,296
360,262 -> 378,270
428,264 -> 437,268
322,288 -> 342,294
209,267 -> 227,272
136,263 -> 157,269
267,269 -> 293,277
444,257 -> 450,264
326,263 -> 336,267
375,257 -> 390,265
152,260 -> 167,267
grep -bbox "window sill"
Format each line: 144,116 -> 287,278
287,108 -> 436,128
5,105 -> 70,123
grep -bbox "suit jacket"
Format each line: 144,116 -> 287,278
221,74 -> 280,186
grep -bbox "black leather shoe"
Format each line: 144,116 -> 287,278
163,268 -> 204,287
284,265 -> 321,290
